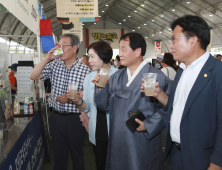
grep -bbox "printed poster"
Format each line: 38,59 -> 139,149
88,29 -> 121,49
155,40 -> 162,56
56,0 -> 98,18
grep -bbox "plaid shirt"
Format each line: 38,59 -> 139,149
41,58 -> 91,113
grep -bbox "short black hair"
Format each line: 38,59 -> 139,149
216,54 -> 222,58
163,53 -> 176,68
60,33 -> 80,54
171,15 -> 210,50
87,41 -> 113,64
11,63 -> 18,71
120,32 -> 146,56
116,55 -> 120,61
82,55 -> 89,61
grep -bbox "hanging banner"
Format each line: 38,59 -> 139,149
207,27 -> 213,52
155,40 -> 162,56
79,17 -> 99,22
62,18 -> 83,42
88,29 -> 121,49
56,0 -> 98,18
1,0 -> 39,35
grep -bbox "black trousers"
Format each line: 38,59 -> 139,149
93,141 -> 108,170
51,111 -> 85,170
168,143 -> 184,170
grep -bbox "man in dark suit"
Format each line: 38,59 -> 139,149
141,15 -> 222,170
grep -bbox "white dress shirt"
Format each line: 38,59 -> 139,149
170,51 -> 209,143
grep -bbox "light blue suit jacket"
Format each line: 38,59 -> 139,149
82,65 -> 118,145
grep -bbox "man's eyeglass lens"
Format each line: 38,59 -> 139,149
56,45 -> 72,48
170,36 -> 193,43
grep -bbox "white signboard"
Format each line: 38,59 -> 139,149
155,41 -> 162,56
11,53 -> 34,65
88,29 -> 121,49
56,0 -> 98,18
62,19 -> 83,42
1,0 -> 39,35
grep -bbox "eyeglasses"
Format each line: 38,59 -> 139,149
170,36 -> 193,44
56,45 -> 72,48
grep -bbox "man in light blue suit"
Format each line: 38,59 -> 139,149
144,15 -> 222,170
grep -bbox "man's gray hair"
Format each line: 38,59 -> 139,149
82,55 -> 89,61
60,33 -> 80,53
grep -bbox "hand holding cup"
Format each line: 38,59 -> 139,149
67,88 -> 80,102
141,80 -> 161,98
67,82 -> 79,101
92,68 -> 110,88
91,73 -> 100,87
47,46 -> 60,61
142,73 -> 157,96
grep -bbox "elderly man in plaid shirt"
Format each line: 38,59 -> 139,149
30,33 -> 91,170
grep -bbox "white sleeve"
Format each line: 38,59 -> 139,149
161,68 -> 168,77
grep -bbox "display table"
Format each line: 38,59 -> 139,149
0,111 -> 45,170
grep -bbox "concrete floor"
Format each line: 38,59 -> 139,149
42,132 -> 168,170
42,133 -> 97,170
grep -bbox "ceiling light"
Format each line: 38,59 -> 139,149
133,30 -> 135,31
152,20 -> 154,22
119,23 -> 121,24
209,14 -> 213,17
82,24 -> 84,25
172,9 -> 175,11
141,4 -> 144,6
161,15 -> 164,17
106,4 -> 108,6
99,16 -> 101,17
138,27 -> 140,29
146,37 -> 148,38
102,11 -> 105,12
152,34 -> 154,36
123,19 -> 126,21
187,1 -> 190,4
159,32 -> 162,33
128,15 -> 131,17
144,23 -> 147,25
168,28 -> 171,30
94,23 -> 96,24
134,11 -> 137,12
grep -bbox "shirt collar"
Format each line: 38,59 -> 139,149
126,58 -> 148,87
59,58 -> 80,69
70,58 -> 80,68
179,51 -> 209,70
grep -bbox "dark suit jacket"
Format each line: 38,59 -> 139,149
164,55 -> 222,170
